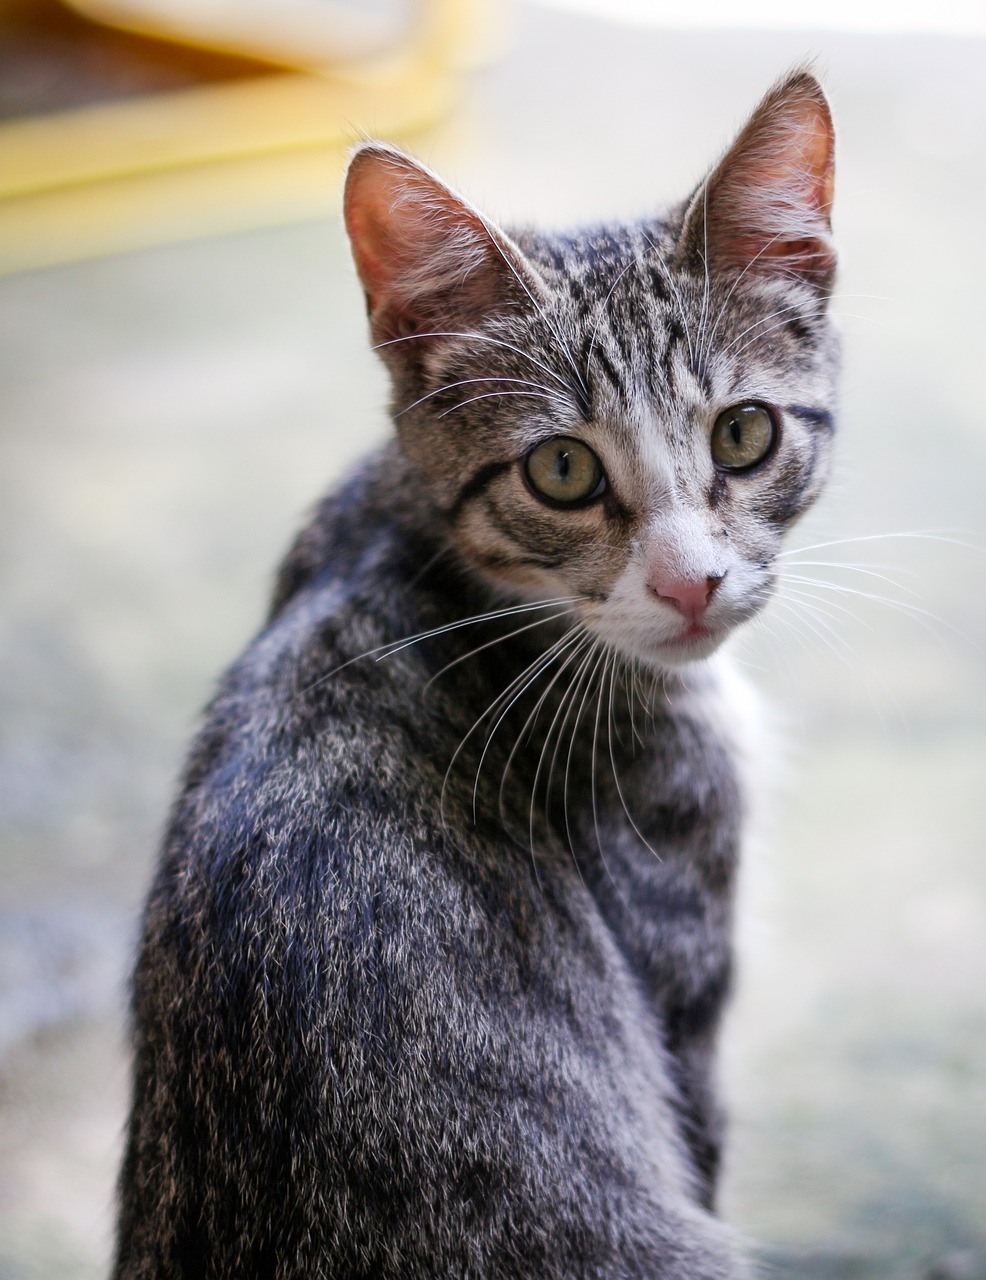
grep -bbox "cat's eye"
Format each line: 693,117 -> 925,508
710,403 -> 776,472
523,436 -> 606,507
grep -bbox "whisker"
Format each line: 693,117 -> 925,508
476,217 -> 590,400
727,314 -> 827,363
471,626 -> 584,823
769,594 -> 904,733
500,633 -> 594,865
468,211 -> 583,399
539,635 -> 599,842
717,299 -> 809,359
701,244 -> 883,363
377,597 -> 581,662
776,584 -> 888,663
303,596 -> 580,695
587,644 -> 612,869
374,331 -> 577,396
770,593 -> 866,676
495,628 -> 590,813
701,226 -> 794,360
406,542 -> 453,590
424,605 -> 579,690
397,376 -> 573,418
527,635 -> 600,865
437,390 -> 567,420
557,641 -> 609,872
781,573 -> 971,646
779,530 -> 982,558
606,655 -> 661,860
737,610 -> 803,693
779,579 -> 879,632
784,557 -> 919,582
765,600 -> 862,701
439,624 -> 577,826
626,658 -> 647,749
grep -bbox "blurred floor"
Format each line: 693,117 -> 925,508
1,5 -> 984,1277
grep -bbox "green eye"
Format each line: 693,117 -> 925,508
710,403 -> 776,471
524,436 -> 606,506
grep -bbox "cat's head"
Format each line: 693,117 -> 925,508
344,71 -> 838,670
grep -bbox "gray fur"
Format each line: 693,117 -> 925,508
114,72 -> 839,1278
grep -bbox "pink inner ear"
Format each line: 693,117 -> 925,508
343,158 -> 405,300
343,146 -> 507,343
691,75 -> 837,288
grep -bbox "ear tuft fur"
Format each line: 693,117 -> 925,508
678,70 -> 837,291
344,144 -> 531,347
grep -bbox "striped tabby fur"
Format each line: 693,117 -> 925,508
115,71 -> 839,1279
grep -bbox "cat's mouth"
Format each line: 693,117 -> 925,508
644,618 -> 731,667
590,618 -> 731,671
578,595 -> 733,667
667,624 -> 723,654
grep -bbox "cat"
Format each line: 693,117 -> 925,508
113,70 -> 838,1279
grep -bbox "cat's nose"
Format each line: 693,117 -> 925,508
648,574 -> 724,624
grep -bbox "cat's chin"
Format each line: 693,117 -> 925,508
628,625 -> 732,671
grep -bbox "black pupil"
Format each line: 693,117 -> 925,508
729,419 -> 742,446
556,449 -> 572,479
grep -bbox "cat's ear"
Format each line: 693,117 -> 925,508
677,70 -> 836,291
344,143 -> 538,348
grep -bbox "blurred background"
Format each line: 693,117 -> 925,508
0,0 -> 984,1276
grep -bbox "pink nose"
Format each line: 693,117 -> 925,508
648,574 -> 724,624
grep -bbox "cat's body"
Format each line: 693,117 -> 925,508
115,73 -> 839,1278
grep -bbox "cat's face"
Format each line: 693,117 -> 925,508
345,72 -> 838,671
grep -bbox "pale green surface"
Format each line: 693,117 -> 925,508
1,7 -> 985,1277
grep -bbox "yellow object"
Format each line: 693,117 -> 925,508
64,0 -> 403,68
0,0 -> 501,275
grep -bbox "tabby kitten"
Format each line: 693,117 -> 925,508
114,71 -> 838,1279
